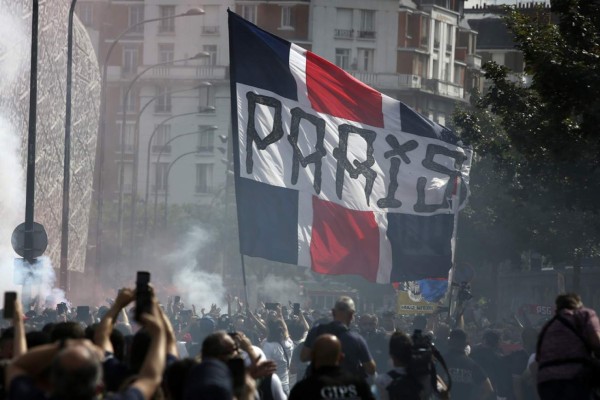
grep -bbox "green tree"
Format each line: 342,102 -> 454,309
454,0 -> 600,269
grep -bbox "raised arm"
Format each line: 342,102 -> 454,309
94,288 -> 134,353
131,300 -> 167,400
12,299 -> 27,357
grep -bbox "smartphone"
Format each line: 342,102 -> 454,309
76,305 -> 90,321
135,271 -> 152,322
227,358 -> 246,395
265,302 -> 279,310
3,292 -> 17,319
293,303 -> 301,316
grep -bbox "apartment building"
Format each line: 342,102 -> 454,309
77,0 -> 233,256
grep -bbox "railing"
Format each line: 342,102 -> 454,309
467,54 -> 482,69
152,145 -> 171,154
195,184 -> 212,194
349,72 -> 422,90
334,29 -> 353,39
197,146 -> 214,153
423,78 -> 464,99
144,64 -> 227,80
357,30 -> 376,39
202,25 -> 219,35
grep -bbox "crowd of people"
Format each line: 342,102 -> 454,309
0,289 -> 598,400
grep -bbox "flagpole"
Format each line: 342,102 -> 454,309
446,175 -> 462,325
240,254 -> 250,308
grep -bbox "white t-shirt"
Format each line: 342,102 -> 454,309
262,338 -> 294,388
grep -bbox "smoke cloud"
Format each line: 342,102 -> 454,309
166,226 -> 226,310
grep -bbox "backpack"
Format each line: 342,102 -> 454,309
386,370 -> 423,400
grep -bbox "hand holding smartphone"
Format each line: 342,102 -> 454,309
3,292 -> 17,319
135,271 -> 152,322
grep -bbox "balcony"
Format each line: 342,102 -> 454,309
467,54 -> 482,69
423,78 -> 464,99
357,30 -> 376,40
146,65 -> 228,80
349,72 -> 422,91
202,26 -> 220,35
152,144 -> 171,154
334,29 -> 353,39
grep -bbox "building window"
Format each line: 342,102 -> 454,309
158,43 -> 174,63
197,128 -> 215,153
281,6 -> 294,28
335,48 -> 350,70
153,163 -> 169,192
357,48 -> 374,72
199,86 -> 215,109
420,16 -> 429,47
118,122 -> 135,153
359,10 -> 375,39
446,24 -> 454,52
202,45 -> 217,66
159,6 -> 176,33
78,3 -> 93,26
406,14 -> 413,39
152,124 -> 171,153
128,5 -> 144,34
241,5 -> 257,24
122,45 -> 139,75
117,163 -> 133,193
434,20 -> 441,49
335,8 -> 353,38
195,164 -> 214,193
155,86 -> 172,113
120,87 -> 137,113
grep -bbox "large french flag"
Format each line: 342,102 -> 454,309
228,11 -> 472,283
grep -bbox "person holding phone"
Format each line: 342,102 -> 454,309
262,316 -> 294,395
5,296 -> 167,400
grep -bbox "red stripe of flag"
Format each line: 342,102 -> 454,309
305,52 -> 384,128
310,197 -> 380,281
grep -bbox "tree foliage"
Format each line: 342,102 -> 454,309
454,0 -> 600,266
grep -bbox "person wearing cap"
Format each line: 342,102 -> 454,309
301,296 -> 376,380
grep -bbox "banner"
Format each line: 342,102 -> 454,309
228,11 -> 472,283
396,291 -> 438,315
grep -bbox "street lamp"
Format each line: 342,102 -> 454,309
116,52 -> 209,249
59,0 -> 77,293
151,126 -> 218,230
93,7 -> 203,291
142,109 -> 215,235
127,83 -> 211,254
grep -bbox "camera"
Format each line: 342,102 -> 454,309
406,330 -> 451,398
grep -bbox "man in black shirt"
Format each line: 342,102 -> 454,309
444,329 -> 494,400
301,296 -> 376,380
290,334 -> 374,400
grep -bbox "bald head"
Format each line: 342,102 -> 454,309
51,344 -> 103,400
332,296 -> 355,325
312,334 -> 343,368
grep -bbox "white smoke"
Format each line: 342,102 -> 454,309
0,11 -> 27,93
166,226 -> 226,311
255,274 -> 302,305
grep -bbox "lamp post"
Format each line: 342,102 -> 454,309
142,109 -> 214,235
162,151 -> 199,229
116,53 -> 209,251
151,125 -> 217,230
59,0 -> 77,293
127,84 -> 211,256
93,7 -> 203,292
